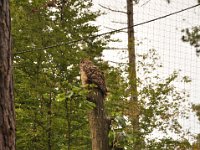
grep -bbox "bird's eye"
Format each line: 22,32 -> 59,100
80,59 -> 85,63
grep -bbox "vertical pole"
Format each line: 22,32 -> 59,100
126,0 -> 140,149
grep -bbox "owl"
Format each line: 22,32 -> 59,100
79,59 -> 107,98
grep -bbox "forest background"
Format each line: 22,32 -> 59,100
10,0 -> 200,149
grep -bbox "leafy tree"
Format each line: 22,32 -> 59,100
182,27 -> 200,56
11,0 -> 110,149
181,1 -> 200,147
193,105 -> 200,121
181,0 -> 200,56
107,49 -> 192,149
192,105 -> 200,149
11,0 -> 194,149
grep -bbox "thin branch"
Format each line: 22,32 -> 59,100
111,21 -> 127,25
140,0 -> 152,7
107,60 -> 128,65
99,4 -> 127,14
103,47 -> 128,50
60,0 -> 67,21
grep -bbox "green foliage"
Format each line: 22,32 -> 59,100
192,105 -> 200,149
12,0 -> 193,149
107,49 -> 192,149
12,0 -> 109,149
193,104 -> 200,121
192,134 -> 200,149
181,27 -> 200,56
146,138 -> 191,150
181,10 -> 200,148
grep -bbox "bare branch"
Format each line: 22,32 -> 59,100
99,4 -> 127,14
111,21 -> 127,25
140,0 -> 152,7
107,60 -> 128,65
103,47 -> 128,50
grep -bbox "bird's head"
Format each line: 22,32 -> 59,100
80,58 -> 93,67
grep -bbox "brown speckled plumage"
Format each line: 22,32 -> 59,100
80,59 -> 107,98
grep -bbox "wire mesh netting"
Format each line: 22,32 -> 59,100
93,0 -> 200,142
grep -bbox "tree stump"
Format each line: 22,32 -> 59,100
87,88 -> 109,150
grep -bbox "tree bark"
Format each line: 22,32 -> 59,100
47,92 -> 52,150
0,0 -> 16,150
65,97 -> 71,150
126,0 -> 140,149
88,88 -> 109,150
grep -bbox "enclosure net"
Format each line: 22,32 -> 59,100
93,0 -> 200,144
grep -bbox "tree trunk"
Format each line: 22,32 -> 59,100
126,0 -> 140,149
47,92 -> 52,150
65,97 -> 71,150
0,0 -> 16,150
88,88 -> 109,150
